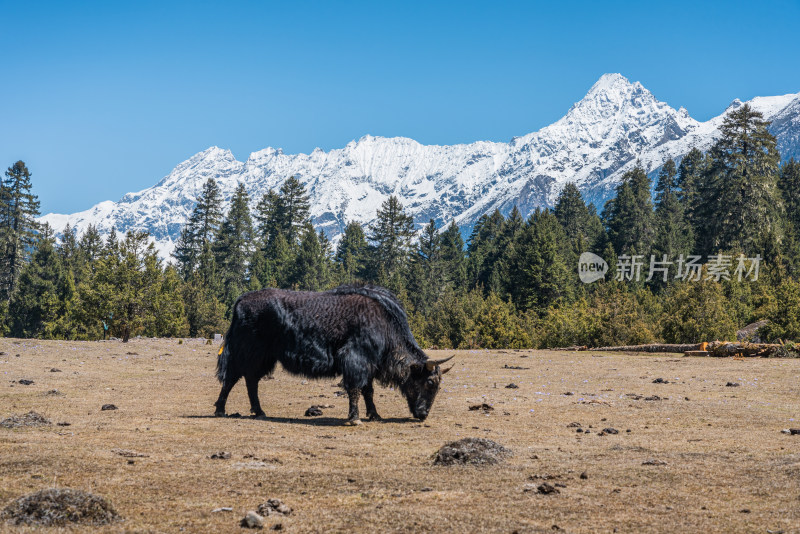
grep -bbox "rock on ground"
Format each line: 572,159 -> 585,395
257,498 -> 292,516
241,510 -> 265,529
432,437 -> 512,466
1,488 -> 119,526
737,319 -> 768,342
0,411 -> 51,428
304,406 -> 323,417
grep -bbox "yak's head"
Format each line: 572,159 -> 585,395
401,355 -> 454,421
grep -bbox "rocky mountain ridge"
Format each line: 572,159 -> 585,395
40,73 -> 800,258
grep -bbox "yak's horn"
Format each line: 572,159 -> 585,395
441,365 -> 454,374
425,355 -> 455,371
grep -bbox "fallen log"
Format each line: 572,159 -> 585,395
684,350 -> 710,357
550,341 -> 798,357
584,343 -> 702,353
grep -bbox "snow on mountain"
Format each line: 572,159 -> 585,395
769,97 -> 800,162
40,74 -> 800,259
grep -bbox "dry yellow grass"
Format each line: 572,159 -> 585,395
1,337 -> 799,533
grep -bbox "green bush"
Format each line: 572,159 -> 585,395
758,278 -> 800,342
660,281 -> 737,343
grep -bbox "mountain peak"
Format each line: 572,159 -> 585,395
580,73 -> 649,104
195,146 -> 229,158
559,73 -> 660,128
588,73 -> 633,93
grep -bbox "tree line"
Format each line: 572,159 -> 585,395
2,103 -> 800,347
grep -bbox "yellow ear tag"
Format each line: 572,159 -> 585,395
218,344 -> 224,356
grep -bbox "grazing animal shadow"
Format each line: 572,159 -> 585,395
180,414 -> 417,426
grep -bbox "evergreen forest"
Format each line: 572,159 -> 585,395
3,105 -> 800,348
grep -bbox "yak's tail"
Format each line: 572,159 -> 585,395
216,311 -> 236,383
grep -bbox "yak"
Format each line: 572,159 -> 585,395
214,284 -> 453,425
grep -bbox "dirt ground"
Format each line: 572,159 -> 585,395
1,337 -> 799,533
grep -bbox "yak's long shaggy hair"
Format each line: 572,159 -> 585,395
216,284 -> 427,390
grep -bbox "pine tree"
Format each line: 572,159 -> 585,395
586,203 -> 605,247
466,209 -> 507,292
82,231 -> 162,342
602,164 -> 655,256
652,159 -> 693,283
261,231 -> 294,288
290,222 -> 332,290
491,207 -> 525,295
173,178 -> 223,279
0,296 -> 6,334
504,206 -> 525,240
105,226 -> 118,253
677,148 -> 705,220
172,223 -> 198,280
193,178 -> 224,245
702,104 -> 782,255
214,183 -> 254,308
58,224 -> 79,270
0,161 -> 41,303
71,224 -> 103,287
366,196 -> 415,288
248,179 -> 310,290
318,230 -> 333,262
277,176 -> 310,246
253,190 -> 283,246
778,158 -> 800,235
554,183 -> 605,259
778,158 -> 800,273
439,220 -> 466,290
506,209 -> 572,312
79,224 -> 103,263
334,221 -> 368,282
197,239 -> 222,295
408,220 -> 443,314
8,226 -> 76,338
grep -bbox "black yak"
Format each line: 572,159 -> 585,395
214,284 -> 453,425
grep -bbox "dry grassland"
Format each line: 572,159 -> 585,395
1,338 -> 799,533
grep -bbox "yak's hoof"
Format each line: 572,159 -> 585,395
214,411 -> 226,418
366,413 -> 382,422
252,413 -> 268,421
343,418 -> 363,426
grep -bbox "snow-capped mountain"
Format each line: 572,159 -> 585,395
40,73 -> 800,258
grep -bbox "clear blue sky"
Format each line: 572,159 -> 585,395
2,0 -> 799,215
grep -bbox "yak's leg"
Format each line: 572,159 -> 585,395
214,377 -> 239,417
344,388 -> 362,426
245,375 -> 267,420
362,381 -> 381,421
